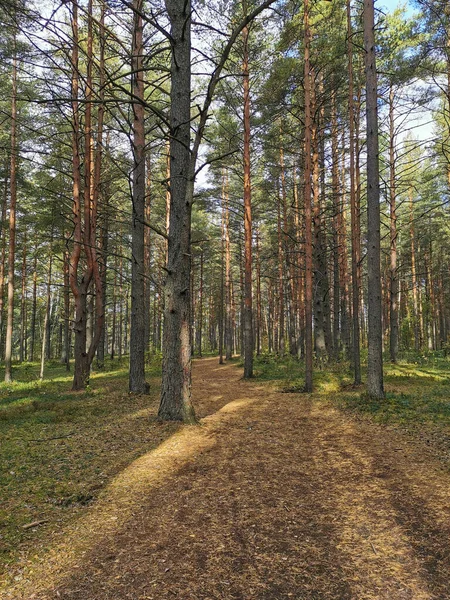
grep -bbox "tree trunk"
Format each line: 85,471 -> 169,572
4,46 -> 18,383
242,14 -> 254,378
0,174 -> 7,360
224,169 -> 233,360
19,232 -> 27,362
30,252 -> 37,362
409,187 -> 419,351
364,0 -> 384,399
388,85 -> 398,362
303,0 -> 313,392
158,0 -> 196,422
129,0 -> 149,393
347,0 -> 361,384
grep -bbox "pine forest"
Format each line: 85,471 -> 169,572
1,0 -> 450,598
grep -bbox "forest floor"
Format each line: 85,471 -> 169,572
2,356 -> 450,599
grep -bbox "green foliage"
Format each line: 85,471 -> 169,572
0,358 -> 165,569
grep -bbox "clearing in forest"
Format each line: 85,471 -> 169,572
3,357 -> 450,600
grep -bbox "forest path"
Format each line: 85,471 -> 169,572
8,357 -> 450,600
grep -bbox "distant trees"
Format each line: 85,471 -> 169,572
2,0 -> 450,412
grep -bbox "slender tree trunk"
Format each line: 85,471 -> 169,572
255,226 -> 262,355
30,253 -> 37,362
331,90 -> 340,358
19,232 -> 27,362
388,85 -> 398,362
303,0 -> 313,392
196,249 -> 204,357
277,179 -> 285,355
40,248 -> 53,380
4,47 -> 18,383
0,175 -> 7,360
224,169 -> 233,360
144,154 -> 152,354
219,209 -> 225,364
62,247 -> 70,370
242,13 -> 254,378
364,0 -> 384,399
129,0 -> 149,393
409,187 -> 419,351
347,0 -> 361,384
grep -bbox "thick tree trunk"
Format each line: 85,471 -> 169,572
158,0 -> 196,422
364,0 -> 384,399
129,0 -> 149,393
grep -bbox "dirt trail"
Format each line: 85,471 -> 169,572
6,358 -> 450,600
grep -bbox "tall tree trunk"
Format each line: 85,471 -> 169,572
331,90 -> 340,358
277,178 -> 285,355
62,247 -> 71,370
144,154 -> 152,354
409,187 -> 419,351
224,169 -> 233,360
4,46 -> 18,383
255,226 -> 262,356
30,252 -> 37,362
40,246 -> 53,380
0,174 -> 7,360
364,0 -> 384,399
303,0 -> 313,392
19,232 -> 27,362
196,248 -> 204,357
388,85 -> 398,362
347,0 -> 361,384
129,0 -> 149,393
158,0 -> 196,422
242,12 -> 254,378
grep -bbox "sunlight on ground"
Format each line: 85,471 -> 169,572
3,397 -> 252,599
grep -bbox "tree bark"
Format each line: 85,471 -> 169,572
388,85 -> 398,363
4,46 -> 18,383
242,13 -> 254,378
303,0 -> 313,392
158,0 -> 196,422
364,0 -> 384,399
129,0 -> 149,393
347,0 -> 361,384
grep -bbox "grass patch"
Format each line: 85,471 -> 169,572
0,356 -> 171,574
253,352 -> 450,454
